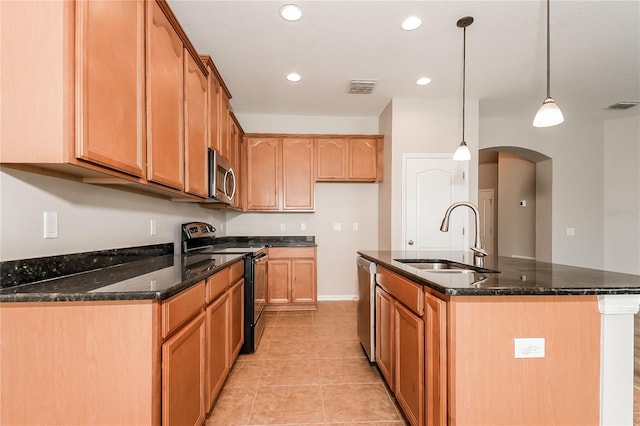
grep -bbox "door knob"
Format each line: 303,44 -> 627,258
408,240 -> 414,245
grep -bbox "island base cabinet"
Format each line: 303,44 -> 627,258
395,302 -> 425,426
162,311 -> 206,426
424,292 -> 447,426
375,286 -> 395,389
447,296 -> 601,426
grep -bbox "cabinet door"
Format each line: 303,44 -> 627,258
162,312 -> 205,426
375,286 -> 394,389
282,138 -> 315,210
245,137 -> 280,210
425,293 -> 447,426
267,259 -> 291,304
349,138 -> 378,180
229,279 -> 244,363
395,301 -> 425,426
316,138 -> 348,180
228,116 -> 241,208
291,258 -> 316,304
146,0 -> 184,190
206,72 -> 221,151
184,51 -> 208,198
76,0 -> 144,177
205,292 -> 229,411
218,92 -> 230,158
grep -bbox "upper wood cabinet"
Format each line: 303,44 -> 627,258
243,136 -> 315,211
146,0 -> 184,191
75,0 -> 145,177
229,113 -> 243,209
316,137 -> 383,182
184,50 -> 208,198
282,138 -> 315,210
244,137 -> 280,210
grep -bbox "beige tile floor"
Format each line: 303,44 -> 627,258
206,301 -> 408,426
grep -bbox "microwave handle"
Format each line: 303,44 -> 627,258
224,168 -> 237,201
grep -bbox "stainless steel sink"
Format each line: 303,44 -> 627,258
394,259 -> 500,274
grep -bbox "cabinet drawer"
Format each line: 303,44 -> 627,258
229,260 -> 244,283
376,267 -> 424,317
268,247 -> 316,259
163,281 -> 205,338
206,268 -> 229,304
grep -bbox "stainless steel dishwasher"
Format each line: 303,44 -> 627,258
356,256 -> 376,362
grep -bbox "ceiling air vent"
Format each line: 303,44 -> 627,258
606,101 -> 639,110
348,79 -> 378,94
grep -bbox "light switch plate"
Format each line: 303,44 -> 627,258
332,223 -> 342,231
43,211 -> 58,239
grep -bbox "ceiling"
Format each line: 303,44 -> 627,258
167,0 -> 640,122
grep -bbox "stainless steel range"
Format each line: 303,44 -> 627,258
182,222 -> 267,353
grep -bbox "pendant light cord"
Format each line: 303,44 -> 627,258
462,24 -> 466,142
546,0 -> 551,98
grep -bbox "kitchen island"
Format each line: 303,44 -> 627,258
358,250 -> 640,426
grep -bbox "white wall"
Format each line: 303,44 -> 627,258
603,114 -> 640,274
497,152 -> 536,259
382,98 -> 479,250
0,168 -> 226,261
480,116 -> 604,268
232,113 -> 380,299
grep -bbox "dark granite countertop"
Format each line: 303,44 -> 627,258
0,236 -> 316,303
358,250 -> 640,296
0,253 -> 245,303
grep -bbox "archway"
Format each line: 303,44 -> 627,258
478,147 -> 552,261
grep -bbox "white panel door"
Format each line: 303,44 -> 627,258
403,154 -> 469,251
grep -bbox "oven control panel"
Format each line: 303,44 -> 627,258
182,222 -> 216,239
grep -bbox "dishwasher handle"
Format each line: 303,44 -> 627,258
357,256 -> 376,274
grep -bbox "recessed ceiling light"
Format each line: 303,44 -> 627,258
280,4 -> 302,21
416,77 -> 431,86
402,16 -> 422,31
286,73 -> 301,82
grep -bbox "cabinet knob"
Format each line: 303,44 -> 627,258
408,240 -> 414,245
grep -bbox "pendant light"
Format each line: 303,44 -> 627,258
533,0 -> 564,127
453,16 -> 473,161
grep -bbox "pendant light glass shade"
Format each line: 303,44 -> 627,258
533,0 -> 564,127
533,97 -> 564,127
453,16 -> 474,162
453,141 -> 471,161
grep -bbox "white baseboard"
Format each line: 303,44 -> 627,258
317,295 -> 358,302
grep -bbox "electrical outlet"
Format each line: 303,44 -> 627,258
332,222 -> 342,231
280,223 -> 286,231
514,338 -> 545,358
43,211 -> 58,239
352,222 -> 359,231
300,223 -> 306,231
566,227 -> 575,237
150,219 -> 157,236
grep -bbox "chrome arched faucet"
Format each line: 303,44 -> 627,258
440,201 -> 488,267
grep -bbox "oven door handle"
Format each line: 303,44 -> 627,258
254,252 -> 268,262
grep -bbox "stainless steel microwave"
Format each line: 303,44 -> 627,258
208,149 -> 236,205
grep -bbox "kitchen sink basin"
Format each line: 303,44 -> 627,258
394,259 -> 500,274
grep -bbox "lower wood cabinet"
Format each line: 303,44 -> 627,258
204,261 -> 245,412
375,267 -> 438,426
162,311 -> 206,426
394,300 -> 425,426
266,247 -> 317,310
205,290 -> 229,410
229,278 -> 245,361
375,286 -> 395,388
